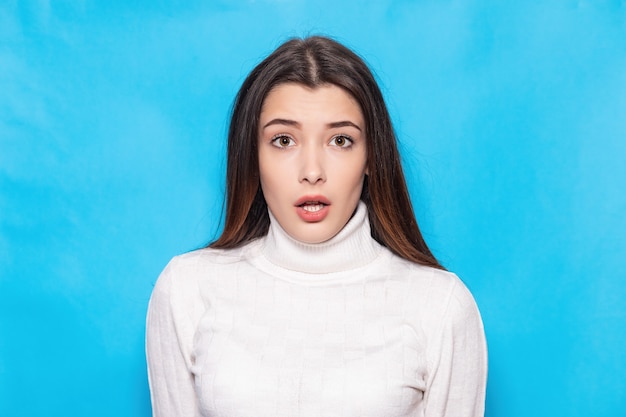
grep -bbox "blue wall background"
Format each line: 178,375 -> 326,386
1,1 -> 625,416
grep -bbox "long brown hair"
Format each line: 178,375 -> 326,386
209,36 -> 444,270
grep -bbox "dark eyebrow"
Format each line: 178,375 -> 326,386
262,119 -> 362,131
262,119 -> 300,129
327,121 -> 362,131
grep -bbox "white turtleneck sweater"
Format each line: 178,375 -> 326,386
146,203 -> 487,417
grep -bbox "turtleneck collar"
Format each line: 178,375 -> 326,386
260,201 -> 382,274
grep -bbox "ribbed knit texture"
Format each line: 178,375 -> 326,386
146,202 -> 487,417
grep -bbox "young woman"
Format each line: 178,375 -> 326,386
146,36 -> 487,417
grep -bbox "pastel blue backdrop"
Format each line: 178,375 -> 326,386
1,1 -> 625,416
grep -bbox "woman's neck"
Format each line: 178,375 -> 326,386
261,201 -> 382,274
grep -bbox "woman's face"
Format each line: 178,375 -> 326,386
258,83 -> 368,244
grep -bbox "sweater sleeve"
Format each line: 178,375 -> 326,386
146,260 -> 200,417
424,278 -> 488,417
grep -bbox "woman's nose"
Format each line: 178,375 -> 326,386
298,146 -> 326,184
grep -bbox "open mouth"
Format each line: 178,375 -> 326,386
295,197 -> 330,222
299,202 -> 327,213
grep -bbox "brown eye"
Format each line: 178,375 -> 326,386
271,135 -> 295,148
330,135 -> 352,147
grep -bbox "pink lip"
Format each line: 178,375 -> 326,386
294,195 -> 331,223
294,195 -> 331,206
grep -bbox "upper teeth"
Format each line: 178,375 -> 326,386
303,204 -> 324,212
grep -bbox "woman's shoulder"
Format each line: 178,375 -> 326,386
385,251 -> 461,287
385,252 -> 480,315
153,242 -> 260,293
170,244 -> 251,269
